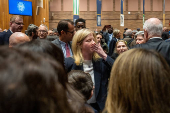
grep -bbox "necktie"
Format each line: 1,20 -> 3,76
65,43 -> 70,57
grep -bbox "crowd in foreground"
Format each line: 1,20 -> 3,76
0,16 -> 169,113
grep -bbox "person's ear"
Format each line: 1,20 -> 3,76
88,86 -> 94,99
144,29 -> 148,40
61,30 -> 65,35
32,32 -> 34,36
9,22 -> 13,26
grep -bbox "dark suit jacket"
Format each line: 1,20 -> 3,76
133,38 -> 170,65
65,56 -> 114,110
108,37 -> 117,56
0,30 -> 12,45
102,32 -> 114,46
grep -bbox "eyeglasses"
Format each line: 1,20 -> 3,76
66,30 -> 74,34
14,22 -> 24,26
76,26 -> 85,28
38,30 -> 47,33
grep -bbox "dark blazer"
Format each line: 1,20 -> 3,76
133,38 -> 170,65
65,56 -> 114,110
0,29 -> 12,45
108,37 -> 117,56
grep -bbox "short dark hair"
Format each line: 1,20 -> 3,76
57,19 -> 74,35
26,24 -> 38,36
75,18 -> 86,25
68,70 -> 93,100
15,39 -> 67,86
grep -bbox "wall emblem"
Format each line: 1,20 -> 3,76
17,2 -> 25,13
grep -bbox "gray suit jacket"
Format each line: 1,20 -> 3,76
51,38 -> 72,57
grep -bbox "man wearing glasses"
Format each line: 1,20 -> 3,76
0,15 -> 24,45
52,19 -> 75,58
38,24 -> 48,39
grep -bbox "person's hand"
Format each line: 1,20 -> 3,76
91,43 -> 107,60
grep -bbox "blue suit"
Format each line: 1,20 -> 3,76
65,56 -> 114,110
0,30 -> 12,45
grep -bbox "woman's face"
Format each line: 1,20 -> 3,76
81,33 -> 95,54
116,42 -> 128,54
136,35 -> 146,44
96,34 -> 102,43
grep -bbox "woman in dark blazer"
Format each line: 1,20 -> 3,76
65,29 -> 114,112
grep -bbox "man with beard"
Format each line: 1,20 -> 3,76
0,15 -> 24,45
26,24 -> 38,40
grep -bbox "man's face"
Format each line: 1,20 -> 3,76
64,23 -> 75,42
108,28 -> 113,34
10,17 -> 24,32
38,26 -> 48,39
75,22 -> 85,31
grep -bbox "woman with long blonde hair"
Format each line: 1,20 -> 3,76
65,29 -> 114,112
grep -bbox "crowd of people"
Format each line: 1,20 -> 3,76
0,15 -> 169,113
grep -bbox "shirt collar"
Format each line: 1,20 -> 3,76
149,37 -> 162,40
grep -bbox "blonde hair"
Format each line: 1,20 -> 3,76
72,29 -> 100,65
113,29 -> 120,38
10,15 -> 23,22
104,48 -> 170,113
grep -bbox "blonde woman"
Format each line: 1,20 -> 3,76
111,40 -> 128,60
65,29 -> 114,112
104,48 -> 170,113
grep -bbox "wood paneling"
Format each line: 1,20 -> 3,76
0,0 -> 49,33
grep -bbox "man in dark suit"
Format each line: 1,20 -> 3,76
52,19 -> 74,58
0,15 -> 23,45
133,18 -> 170,65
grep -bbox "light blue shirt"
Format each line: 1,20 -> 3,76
107,33 -> 113,47
58,39 -> 73,58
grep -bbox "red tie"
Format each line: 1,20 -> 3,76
65,43 -> 70,57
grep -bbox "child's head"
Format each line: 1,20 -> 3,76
68,70 -> 93,101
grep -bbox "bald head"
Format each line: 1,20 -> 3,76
143,18 -> 163,39
163,27 -> 168,32
9,32 -> 30,47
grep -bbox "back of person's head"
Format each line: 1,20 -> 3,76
105,48 -> 170,113
26,24 -> 38,37
124,29 -> 132,38
113,29 -> 120,37
57,19 -> 74,35
68,70 -> 93,101
143,18 -> 163,37
161,32 -> 169,40
16,39 -> 65,71
9,32 -> 30,47
0,46 -> 73,113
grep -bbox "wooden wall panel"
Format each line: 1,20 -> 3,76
0,0 -> 49,33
